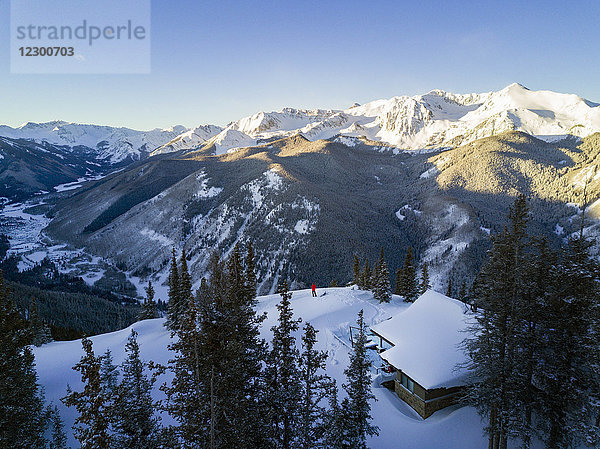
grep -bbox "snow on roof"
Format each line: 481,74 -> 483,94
370,290 -> 472,390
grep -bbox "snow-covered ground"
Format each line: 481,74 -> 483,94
33,286 -> 488,448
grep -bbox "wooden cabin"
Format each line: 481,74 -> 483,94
370,290 -> 471,418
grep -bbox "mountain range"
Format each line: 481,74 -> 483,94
2,83 -> 600,163
2,83 -> 600,294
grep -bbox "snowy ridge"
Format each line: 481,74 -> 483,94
163,83 -> 600,154
5,84 -> 600,159
0,121 -> 189,163
151,124 -> 223,156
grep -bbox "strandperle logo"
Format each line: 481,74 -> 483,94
10,0 -> 151,74
15,20 -> 148,46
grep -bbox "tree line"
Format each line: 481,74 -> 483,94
0,243 -> 379,449
353,246 -> 430,303
464,194 -> 600,449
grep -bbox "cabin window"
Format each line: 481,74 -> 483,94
400,373 -> 414,393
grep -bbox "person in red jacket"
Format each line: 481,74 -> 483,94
311,283 -> 317,297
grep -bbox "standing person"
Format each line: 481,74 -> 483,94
311,283 -> 317,297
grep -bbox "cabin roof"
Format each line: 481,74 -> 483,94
371,290 -> 472,389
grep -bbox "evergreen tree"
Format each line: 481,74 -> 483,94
298,322 -> 331,449
28,297 -> 52,346
401,246 -> 417,302
341,310 -> 379,449
0,271 -> 48,449
49,405 -> 68,449
113,330 -> 160,449
62,337 -> 111,449
419,263 -> 430,295
372,248 -> 391,303
322,381 -> 345,449
139,280 -> 157,320
361,259 -> 372,290
99,349 -> 119,431
162,246 -> 269,449
179,249 -> 193,315
353,255 -> 361,286
537,236 -> 600,449
464,194 -> 531,449
165,249 -> 181,332
514,237 -> 555,447
215,243 -> 268,448
100,350 -> 119,396
394,267 -> 403,295
244,240 -> 258,299
160,273 -> 204,448
445,278 -> 453,297
267,280 -> 302,449
458,281 -> 467,302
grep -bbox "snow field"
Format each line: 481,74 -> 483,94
33,286 -> 488,448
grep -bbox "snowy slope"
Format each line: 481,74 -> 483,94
164,83 -> 600,154
150,124 -> 223,156
0,121 -> 189,163
33,287 -> 488,449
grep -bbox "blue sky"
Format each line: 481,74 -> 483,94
1,0 -> 599,130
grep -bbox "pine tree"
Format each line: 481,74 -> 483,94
394,267 -> 404,295
28,298 -> 52,346
113,330 -> 160,449
372,248 -> 391,303
514,237 -> 555,447
445,278 -> 453,297
341,310 -> 379,449
322,381 -> 345,449
161,274 -> 205,448
537,236 -> 600,449
0,271 -> 48,449
244,240 -> 258,299
162,246 -> 269,449
267,280 -> 302,449
179,249 -> 193,315
139,280 -> 157,320
298,322 -> 332,449
401,246 -> 417,302
100,350 -> 119,396
165,249 -> 181,332
216,243 -> 268,448
464,194 -> 531,449
353,255 -> 361,286
458,281 -> 467,302
419,263 -> 430,295
49,405 -> 68,449
361,259 -> 372,290
99,349 -> 119,431
62,337 -> 111,449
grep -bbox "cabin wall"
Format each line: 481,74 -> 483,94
423,385 -> 463,401
393,371 -> 465,419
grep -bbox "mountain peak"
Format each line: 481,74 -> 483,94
504,82 -> 529,91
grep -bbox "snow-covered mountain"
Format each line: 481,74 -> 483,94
4,84 -> 599,161
151,124 -> 223,155
161,83 -> 600,155
0,121 -> 189,163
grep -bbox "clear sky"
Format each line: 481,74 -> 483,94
1,0 -> 599,130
